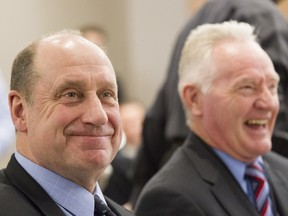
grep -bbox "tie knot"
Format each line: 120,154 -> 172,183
94,196 -> 116,216
245,161 -> 265,180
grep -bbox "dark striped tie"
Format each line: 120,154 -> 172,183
94,195 -> 116,216
245,161 -> 273,216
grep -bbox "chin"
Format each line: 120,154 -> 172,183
256,142 -> 272,155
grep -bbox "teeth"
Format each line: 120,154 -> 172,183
247,119 -> 267,125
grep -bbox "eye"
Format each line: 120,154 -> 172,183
59,90 -> 82,103
241,84 -> 254,89
99,90 -> 118,105
268,82 -> 278,94
101,91 -> 113,98
237,83 -> 256,96
65,92 -> 78,98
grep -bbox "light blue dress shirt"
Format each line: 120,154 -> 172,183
15,152 -> 106,216
213,149 -> 262,196
214,150 -> 279,216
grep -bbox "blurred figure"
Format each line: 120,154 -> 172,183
0,30 -> 133,216
80,25 -> 124,103
135,20 -> 288,216
0,71 -> 15,158
131,0 -> 288,206
120,101 -> 145,159
80,25 -> 108,54
103,101 -> 145,206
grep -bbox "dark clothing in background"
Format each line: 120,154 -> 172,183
103,151 -> 134,205
272,130 -> 288,157
131,0 -> 288,205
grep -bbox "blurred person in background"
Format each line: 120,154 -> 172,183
119,101 -> 145,159
130,0 -> 288,206
80,25 -> 124,103
0,70 -> 15,159
103,101 -> 145,207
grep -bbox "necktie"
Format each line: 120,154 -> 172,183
94,195 -> 116,216
245,161 -> 273,216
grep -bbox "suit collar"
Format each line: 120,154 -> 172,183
263,153 -> 288,215
105,196 -> 133,216
4,155 -> 66,216
183,132 -> 259,216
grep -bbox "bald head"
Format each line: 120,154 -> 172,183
11,30 -> 113,104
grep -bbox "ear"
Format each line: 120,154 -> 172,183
181,85 -> 203,116
8,90 -> 27,132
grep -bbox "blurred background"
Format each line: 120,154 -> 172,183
1,0 -> 288,166
0,0 -> 196,108
1,0 -> 288,107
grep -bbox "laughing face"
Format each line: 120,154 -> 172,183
198,39 -> 279,162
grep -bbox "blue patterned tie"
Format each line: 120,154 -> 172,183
245,161 -> 273,216
94,195 -> 116,216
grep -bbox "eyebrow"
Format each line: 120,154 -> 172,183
56,77 -> 118,93
57,79 -> 88,91
235,74 -> 280,85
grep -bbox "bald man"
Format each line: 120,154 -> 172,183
0,30 -> 133,216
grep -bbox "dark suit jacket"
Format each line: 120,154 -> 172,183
0,155 -> 134,216
135,132 -> 288,216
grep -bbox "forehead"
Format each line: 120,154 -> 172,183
36,34 -> 112,69
212,40 -> 278,81
32,34 -> 116,90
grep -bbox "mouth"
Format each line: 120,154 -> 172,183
69,133 -> 108,137
245,119 -> 268,128
66,132 -> 112,150
65,128 -> 114,137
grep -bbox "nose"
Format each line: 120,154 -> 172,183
254,87 -> 279,111
81,95 -> 108,126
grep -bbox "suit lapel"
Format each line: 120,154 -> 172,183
5,155 -> 65,216
263,155 -> 288,216
105,196 -> 133,216
211,177 -> 258,216
185,133 -> 258,216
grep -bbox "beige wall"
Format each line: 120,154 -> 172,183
1,0 -> 287,108
278,0 -> 288,17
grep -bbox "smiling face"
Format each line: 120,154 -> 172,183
10,34 -> 122,190
194,39 -> 279,162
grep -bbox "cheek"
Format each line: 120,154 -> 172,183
202,96 -> 224,122
108,109 -> 122,142
53,105 -> 80,125
40,107 -> 79,144
273,97 -> 280,113
202,96 -> 240,134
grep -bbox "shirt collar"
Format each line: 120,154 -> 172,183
213,148 -> 263,194
15,151 -> 106,216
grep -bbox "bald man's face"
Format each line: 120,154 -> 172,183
20,35 -> 122,187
